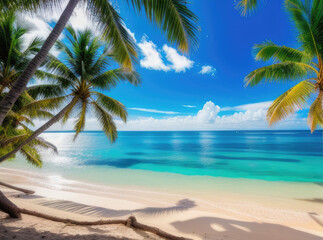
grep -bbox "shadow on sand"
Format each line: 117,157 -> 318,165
24,197 -> 196,218
0,224 -> 135,240
171,216 -> 322,240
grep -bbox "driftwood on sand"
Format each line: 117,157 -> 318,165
0,181 -> 35,194
0,185 -> 192,240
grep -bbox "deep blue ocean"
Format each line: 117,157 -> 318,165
19,130 -> 321,183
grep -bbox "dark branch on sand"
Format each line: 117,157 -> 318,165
0,186 -> 192,240
0,181 -> 35,195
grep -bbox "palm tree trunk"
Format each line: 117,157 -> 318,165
0,0 -> 80,125
0,98 -> 78,163
0,190 -> 21,218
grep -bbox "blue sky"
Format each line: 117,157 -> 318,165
27,0 -> 311,130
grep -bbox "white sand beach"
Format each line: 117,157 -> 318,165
0,167 -> 322,240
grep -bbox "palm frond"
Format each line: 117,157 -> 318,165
62,97 -> 79,124
21,36 -> 43,56
88,0 -> 137,69
73,100 -> 87,140
127,0 -> 198,52
0,0 -> 63,14
235,0 -> 261,16
285,0 -> 323,58
91,68 -> 140,90
93,91 -> 127,121
45,54 -> 78,86
21,109 -> 54,120
20,95 -> 68,113
20,146 -> 42,167
267,80 -> 315,125
34,137 -> 58,153
27,84 -> 65,99
92,101 -> 117,143
0,134 -> 28,147
308,92 -> 323,132
254,41 -> 312,63
245,62 -> 317,87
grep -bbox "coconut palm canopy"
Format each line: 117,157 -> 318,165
0,26 -> 141,163
0,12 -> 48,93
245,0 -> 323,132
0,92 -> 57,167
38,26 -> 140,141
0,13 -> 58,166
0,0 -> 199,125
0,0 -> 321,133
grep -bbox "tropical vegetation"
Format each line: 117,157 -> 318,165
0,26 -> 140,162
0,13 -> 58,166
0,0 -> 199,125
245,0 -> 323,132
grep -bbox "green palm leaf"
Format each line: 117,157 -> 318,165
73,100 -> 87,140
236,0 -> 260,16
285,0 -> 323,58
33,137 -> 58,153
94,91 -> 127,121
91,68 -> 140,90
21,95 -> 68,112
127,0 -> 198,52
27,84 -> 65,99
20,146 -> 42,167
267,80 -> 315,125
245,62 -> 317,86
254,41 -> 312,63
92,101 -> 117,143
88,0 -> 137,69
308,92 -> 323,132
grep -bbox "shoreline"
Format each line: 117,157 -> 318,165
0,167 -> 322,240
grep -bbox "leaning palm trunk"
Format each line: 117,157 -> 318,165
0,0 -> 80,125
0,98 -> 77,163
0,190 -> 21,218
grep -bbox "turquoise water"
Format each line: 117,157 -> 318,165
3,130 -> 323,182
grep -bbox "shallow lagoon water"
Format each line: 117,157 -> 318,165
3,130 -> 322,183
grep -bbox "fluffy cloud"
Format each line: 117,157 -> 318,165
42,100 -> 307,131
138,37 -> 194,72
20,1 -> 99,57
20,2 -> 193,74
199,65 -> 216,76
196,101 -> 220,123
137,38 -> 170,71
221,101 -> 273,111
162,45 -> 194,72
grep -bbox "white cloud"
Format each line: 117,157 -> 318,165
124,25 -> 136,43
42,100 -> 308,131
199,65 -> 216,76
129,108 -> 179,114
162,45 -> 194,72
183,105 -> 196,108
138,37 -> 194,73
138,38 -> 170,71
196,101 -> 220,123
221,101 -> 273,111
20,1 -> 100,57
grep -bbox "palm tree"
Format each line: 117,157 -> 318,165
0,0 -> 199,125
0,26 -> 141,162
0,12 -> 59,166
0,12 -> 46,94
245,0 -> 323,132
0,91 -> 57,167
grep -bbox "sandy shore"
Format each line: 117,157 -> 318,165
0,167 -> 322,240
